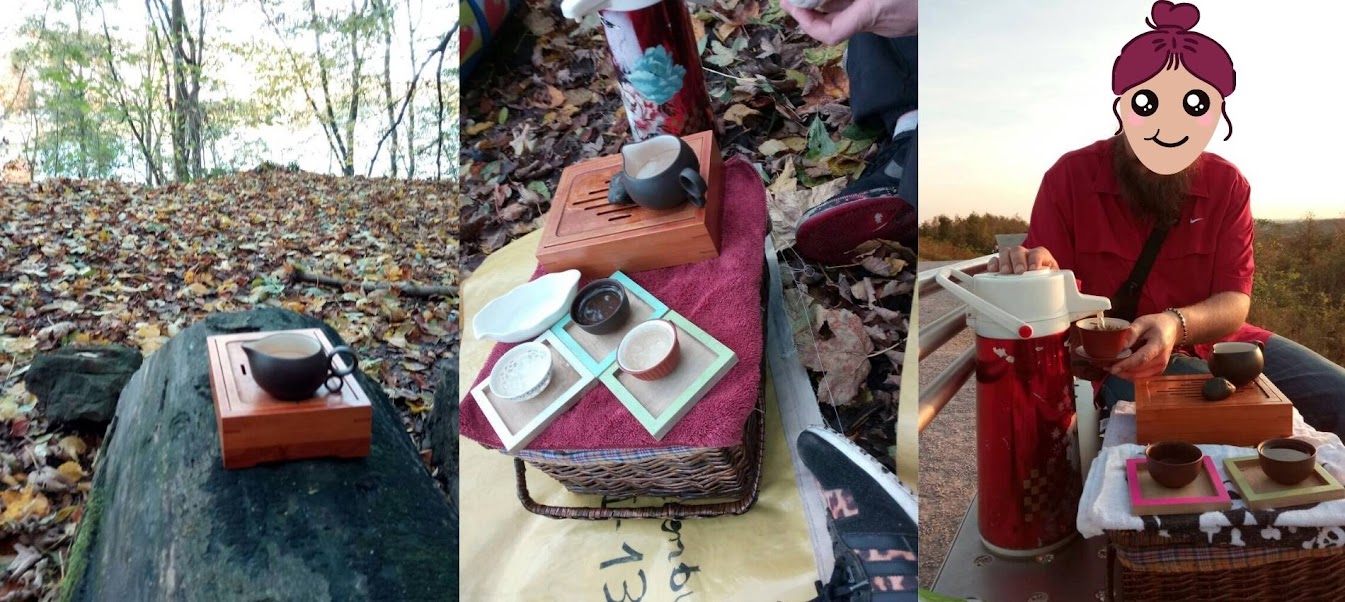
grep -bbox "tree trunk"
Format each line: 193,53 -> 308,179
403,0 -> 416,178
60,308 -> 457,602
168,0 -> 189,180
342,0 -> 368,177
378,0 -> 398,177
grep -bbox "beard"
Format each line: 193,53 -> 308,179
1112,136 -> 1193,226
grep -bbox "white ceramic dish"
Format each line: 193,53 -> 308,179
473,270 -> 581,343
489,342 -> 553,401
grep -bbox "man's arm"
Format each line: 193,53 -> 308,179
1109,292 -> 1249,380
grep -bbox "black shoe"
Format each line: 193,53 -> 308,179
794,129 -> 917,266
800,427 -> 918,602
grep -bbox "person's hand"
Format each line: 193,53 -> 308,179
985,245 -> 1058,274
1108,312 -> 1182,381
781,0 -> 917,46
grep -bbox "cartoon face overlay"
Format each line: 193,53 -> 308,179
1118,65 -> 1224,175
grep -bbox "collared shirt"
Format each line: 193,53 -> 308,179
1024,138 -> 1271,358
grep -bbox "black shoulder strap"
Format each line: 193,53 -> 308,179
1110,221 -> 1173,322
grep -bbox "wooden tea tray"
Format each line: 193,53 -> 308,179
1224,455 -> 1345,510
536,130 -> 724,277
550,271 -> 668,375
207,329 -> 370,469
1127,456 -> 1232,516
1136,374 -> 1292,446
600,311 -> 737,440
471,331 -> 599,452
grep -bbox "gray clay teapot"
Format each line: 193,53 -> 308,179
242,332 -> 358,401
608,135 -> 707,210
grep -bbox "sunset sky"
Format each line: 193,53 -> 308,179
922,0 -> 1345,221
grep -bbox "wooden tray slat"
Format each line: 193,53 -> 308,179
1136,374 -> 1293,446
537,131 -> 724,277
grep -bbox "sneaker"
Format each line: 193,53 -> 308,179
800,427 -> 918,602
795,129 -> 917,266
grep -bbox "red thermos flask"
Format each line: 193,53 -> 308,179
561,0 -> 715,140
936,268 -> 1111,556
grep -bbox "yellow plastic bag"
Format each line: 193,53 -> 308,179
459,231 -> 818,601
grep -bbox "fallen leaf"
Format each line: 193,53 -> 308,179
56,438 -> 85,462
723,104 -> 761,126
758,139 -> 789,157
860,256 -> 908,277
797,308 -> 873,405
1,486 -> 51,523
57,461 -> 83,483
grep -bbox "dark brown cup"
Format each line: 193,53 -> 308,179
1209,341 -> 1264,388
1076,317 -> 1130,359
1257,438 -> 1317,486
571,279 -> 630,335
1145,441 -> 1204,488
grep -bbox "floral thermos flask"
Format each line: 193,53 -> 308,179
561,0 -> 715,140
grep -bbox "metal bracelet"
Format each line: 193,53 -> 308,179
1166,307 -> 1189,347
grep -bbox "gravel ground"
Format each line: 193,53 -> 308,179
917,260 -> 979,588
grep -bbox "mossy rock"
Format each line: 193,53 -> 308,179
61,308 -> 457,602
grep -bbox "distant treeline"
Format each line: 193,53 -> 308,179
1250,217 -> 1345,363
918,213 -> 1030,260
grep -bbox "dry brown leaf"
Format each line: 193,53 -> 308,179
860,256 -> 908,277
57,461 -> 83,483
61,440 -> 87,465
798,307 -> 873,405
1,486 -> 51,523
723,103 -> 761,126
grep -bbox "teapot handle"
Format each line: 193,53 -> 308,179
935,268 -> 1036,339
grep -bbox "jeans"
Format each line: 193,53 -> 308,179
1099,336 -> 1345,439
846,34 -> 917,136
844,34 -> 919,207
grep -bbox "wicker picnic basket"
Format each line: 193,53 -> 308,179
1106,529 -> 1345,601
511,276 -> 769,520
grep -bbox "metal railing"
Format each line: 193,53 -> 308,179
915,254 -> 993,432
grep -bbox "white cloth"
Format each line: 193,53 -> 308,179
1078,401 -> 1345,540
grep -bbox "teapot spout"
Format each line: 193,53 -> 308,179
1061,270 -> 1112,319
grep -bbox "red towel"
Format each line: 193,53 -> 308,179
461,156 -> 767,450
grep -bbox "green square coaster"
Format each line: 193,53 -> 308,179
600,311 -> 737,440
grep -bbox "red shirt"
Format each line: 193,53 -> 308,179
1023,138 -> 1272,359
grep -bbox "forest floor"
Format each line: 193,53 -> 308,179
459,0 -> 911,471
0,168 -> 457,600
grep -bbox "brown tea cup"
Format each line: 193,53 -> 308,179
1257,438 -> 1317,486
1077,317 -> 1131,359
1145,441 -> 1204,488
1209,341 -> 1264,388
571,278 -> 630,335
616,319 -> 681,381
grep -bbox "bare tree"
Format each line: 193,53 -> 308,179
363,25 -> 452,177
96,1 -> 165,184
146,0 -> 206,181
